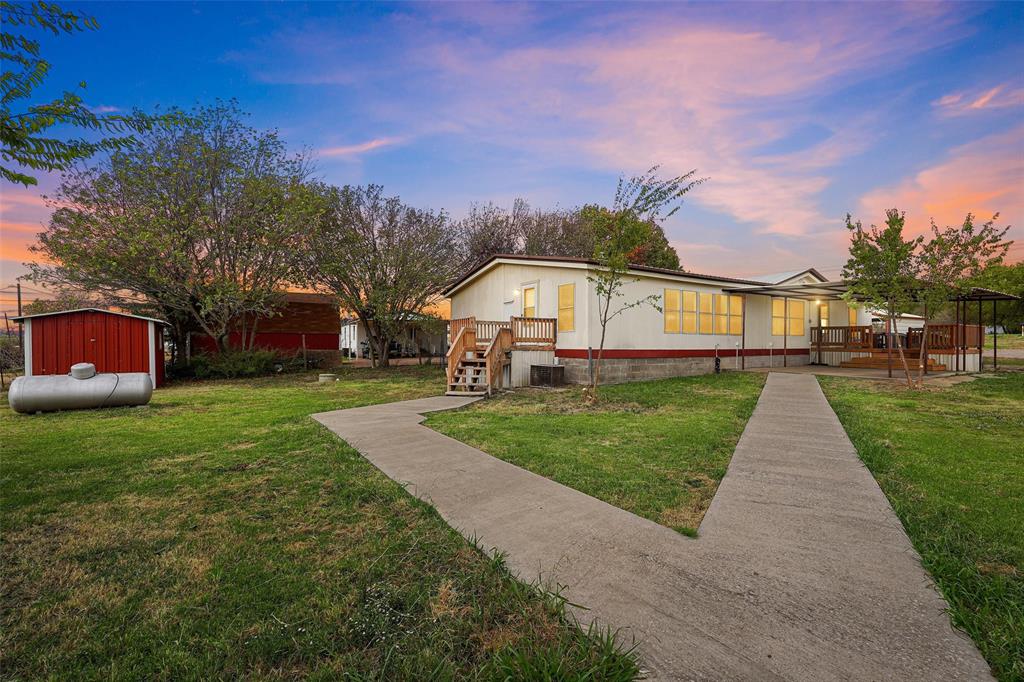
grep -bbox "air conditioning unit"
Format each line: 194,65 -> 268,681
530,363 -> 565,387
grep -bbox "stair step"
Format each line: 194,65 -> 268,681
446,390 -> 487,396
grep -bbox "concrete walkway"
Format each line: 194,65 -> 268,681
313,373 -> 991,680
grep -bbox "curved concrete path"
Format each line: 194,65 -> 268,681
313,373 -> 991,680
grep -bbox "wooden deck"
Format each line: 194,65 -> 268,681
811,323 -> 983,372
446,317 -> 557,394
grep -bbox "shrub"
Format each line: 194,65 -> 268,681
190,349 -> 281,379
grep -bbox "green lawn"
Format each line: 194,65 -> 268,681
427,372 -> 766,536
0,366 -> 637,680
986,333 -> 1024,350
820,373 -> 1024,681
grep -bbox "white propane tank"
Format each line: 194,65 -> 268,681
8,363 -> 153,414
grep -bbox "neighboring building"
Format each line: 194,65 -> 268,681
190,292 -> 341,359
12,308 -> 167,387
444,255 -> 986,391
340,315 -> 448,359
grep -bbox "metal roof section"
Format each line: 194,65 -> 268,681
721,281 -> 1020,302
444,254 -> 775,297
11,307 -> 169,324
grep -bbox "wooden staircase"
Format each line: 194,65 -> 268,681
446,347 -> 491,396
840,352 -> 947,372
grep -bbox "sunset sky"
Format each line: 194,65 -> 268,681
1,1 -> 1021,314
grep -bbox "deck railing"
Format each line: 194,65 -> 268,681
483,327 -> 514,392
448,316 -> 556,348
812,323 -> 982,352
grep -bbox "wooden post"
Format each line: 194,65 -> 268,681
816,303 -> 823,365
993,300 -> 998,371
922,302 -> 928,376
978,296 -> 983,372
740,295 -> 746,370
783,297 -> 788,367
302,333 -> 308,370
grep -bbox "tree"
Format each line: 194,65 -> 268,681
578,204 -> 681,270
912,214 -> 1010,385
841,210 -> 921,386
1,1 -> 175,186
587,166 -> 704,397
28,101 -> 320,359
305,184 -> 462,368
969,262 -> 1024,333
457,198 -> 682,270
20,286 -> 99,315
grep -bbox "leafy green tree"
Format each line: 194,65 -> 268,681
457,199 -> 682,270
841,210 -> 921,386
304,184 -> 462,368
28,102 -> 320,358
969,262 -> 1024,334
1,1 -> 174,186
913,214 -> 1010,384
579,204 -> 681,270
587,166 -> 703,396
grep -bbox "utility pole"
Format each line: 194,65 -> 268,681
16,282 -> 23,348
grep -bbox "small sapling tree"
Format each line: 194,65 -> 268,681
586,166 -> 703,397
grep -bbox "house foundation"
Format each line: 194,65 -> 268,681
558,352 -> 810,385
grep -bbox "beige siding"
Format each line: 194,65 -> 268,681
449,260 -> 820,353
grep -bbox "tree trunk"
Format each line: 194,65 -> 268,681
916,321 -> 929,388
375,334 -> 391,368
890,316 -> 914,387
590,298 -> 609,398
247,317 -> 260,350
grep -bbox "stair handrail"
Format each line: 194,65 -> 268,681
483,327 -> 513,393
446,326 -> 476,387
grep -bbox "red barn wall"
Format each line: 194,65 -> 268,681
190,296 -> 341,354
27,311 -> 164,386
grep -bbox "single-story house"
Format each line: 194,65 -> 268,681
190,292 -> 341,360
12,308 -> 167,387
443,255 -> 996,393
340,315 -> 448,359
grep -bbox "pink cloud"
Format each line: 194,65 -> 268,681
933,84 -> 1024,115
318,136 -> 405,158
406,5 -> 971,238
858,125 -> 1023,261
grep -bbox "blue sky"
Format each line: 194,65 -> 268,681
2,0 -> 1022,301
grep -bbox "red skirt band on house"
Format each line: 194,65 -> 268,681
554,348 -> 810,359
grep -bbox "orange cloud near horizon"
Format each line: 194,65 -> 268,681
859,125 -> 1023,263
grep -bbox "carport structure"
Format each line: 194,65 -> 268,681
721,280 -> 1019,377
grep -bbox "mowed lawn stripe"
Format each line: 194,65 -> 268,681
820,373 -> 1024,681
1,366 -> 638,681
427,372 -> 766,536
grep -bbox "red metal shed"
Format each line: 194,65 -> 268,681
12,308 -> 167,387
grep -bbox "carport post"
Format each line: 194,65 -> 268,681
993,300 -> 998,371
978,296 -> 983,372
